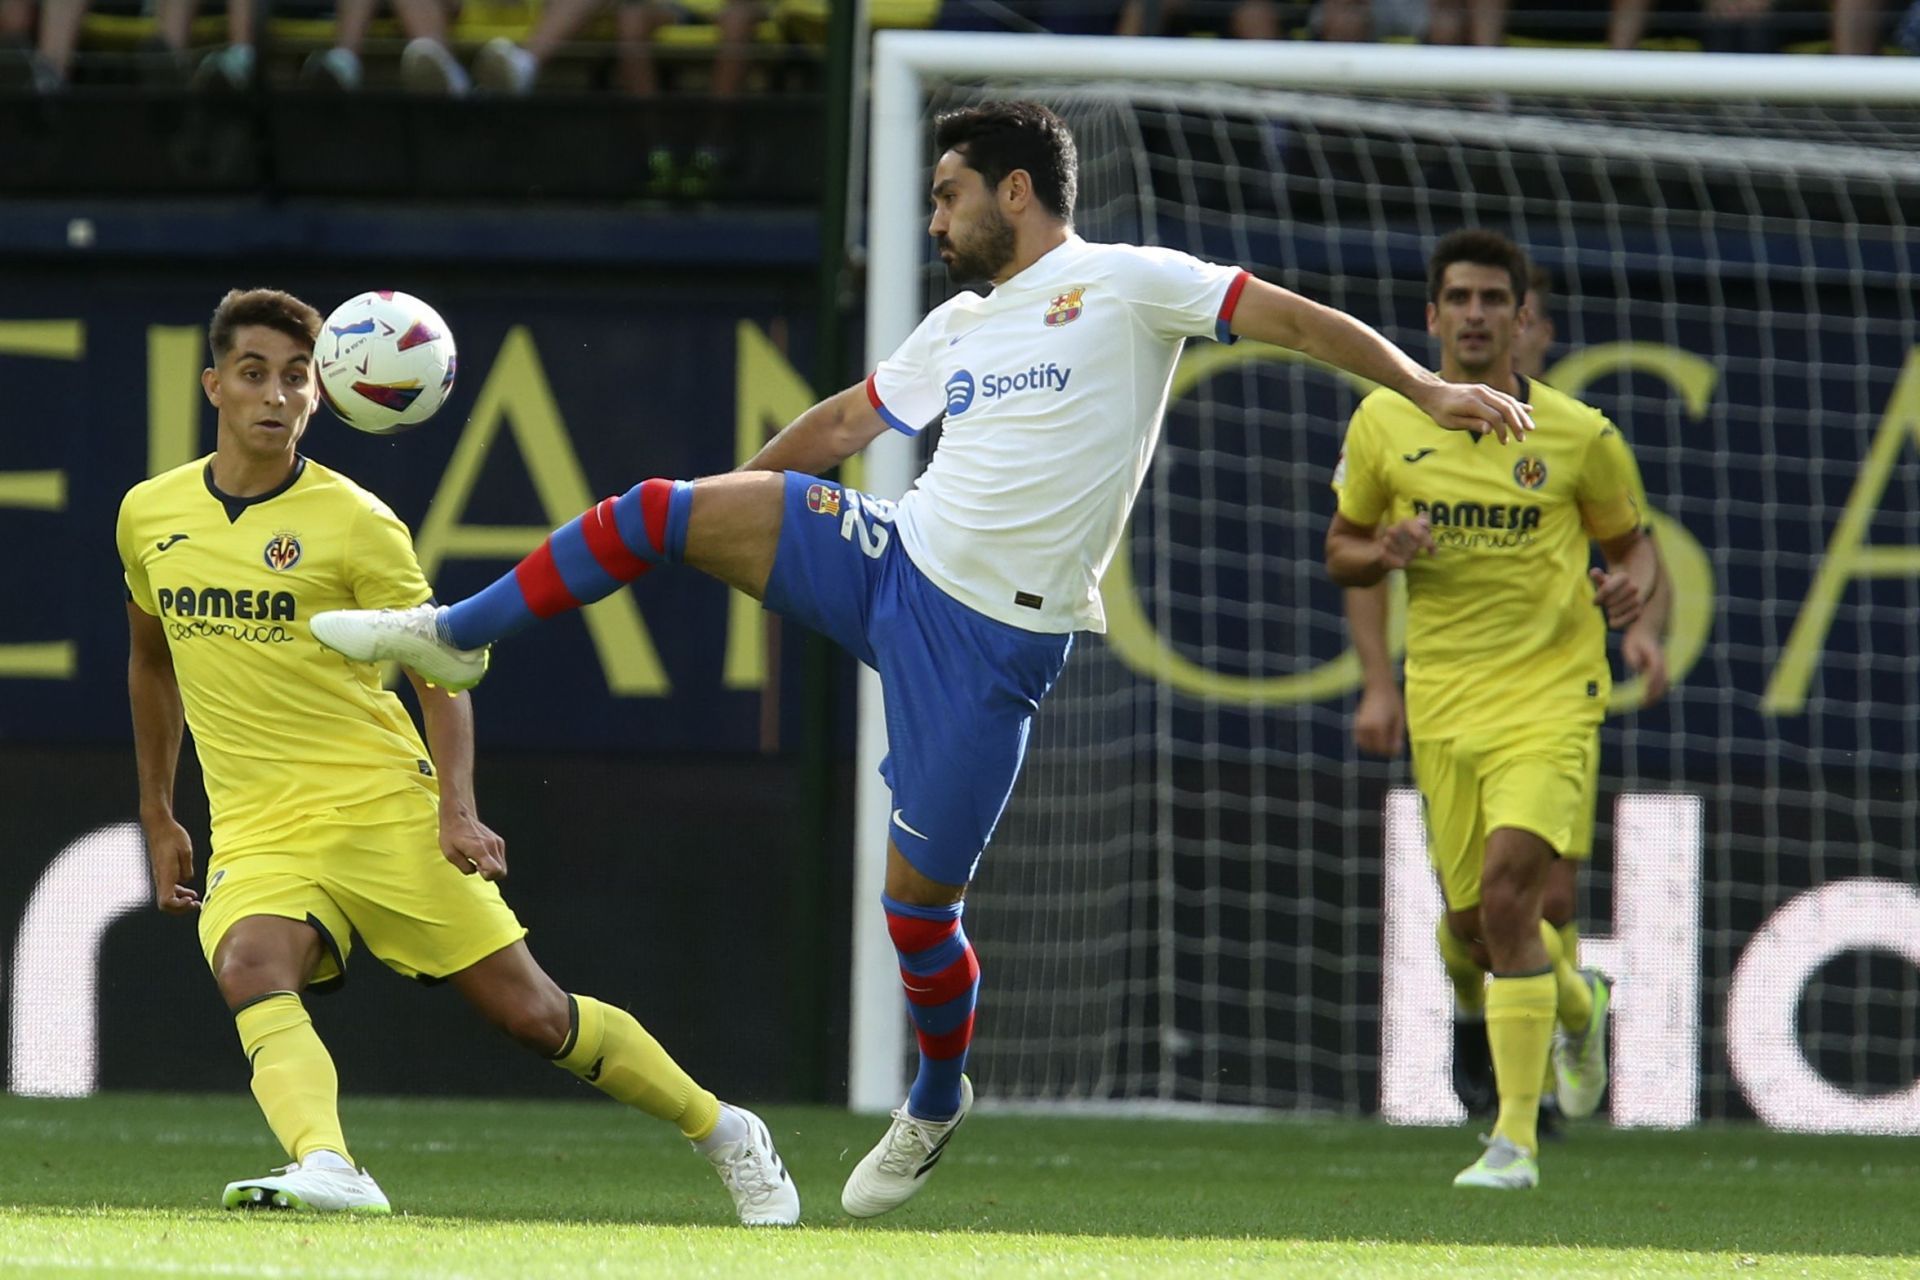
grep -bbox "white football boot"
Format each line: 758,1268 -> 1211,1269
700,1104 -> 800,1226
841,1076 -> 972,1219
222,1152 -> 391,1213
1452,1133 -> 1540,1190
310,603 -> 489,691
1553,968 -> 1613,1119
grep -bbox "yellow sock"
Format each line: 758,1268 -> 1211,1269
1435,919 -> 1486,1016
1557,921 -> 1580,971
552,995 -> 720,1141
1540,920 -> 1592,1034
234,992 -> 350,1165
1486,971 -> 1556,1155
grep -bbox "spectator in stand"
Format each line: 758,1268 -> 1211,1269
0,0 -> 259,90
0,0 -> 29,49
1609,0 -> 1882,53
1426,0 -> 1509,44
1116,0 -> 1281,37
466,0 -> 764,98
1318,0 -> 1516,44
454,0 -> 766,194
301,0 -> 468,93
1316,0 -> 1430,41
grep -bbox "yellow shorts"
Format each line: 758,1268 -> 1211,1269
1411,727 -> 1597,913
198,786 -> 527,989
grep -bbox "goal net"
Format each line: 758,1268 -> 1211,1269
853,35 -> 1920,1128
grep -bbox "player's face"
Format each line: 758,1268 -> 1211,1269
928,150 -> 1016,284
1426,262 -> 1519,380
1512,288 -> 1555,379
202,325 -> 318,459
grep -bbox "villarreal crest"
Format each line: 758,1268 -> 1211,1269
1513,456 -> 1548,490
263,531 -> 302,571
1045,287 -> 1086,328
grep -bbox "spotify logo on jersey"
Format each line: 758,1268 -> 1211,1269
944,371 -> 975,415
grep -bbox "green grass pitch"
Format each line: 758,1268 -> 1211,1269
3,1092 -> 1917,1277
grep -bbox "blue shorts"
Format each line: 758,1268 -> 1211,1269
762,472 -> 1074,886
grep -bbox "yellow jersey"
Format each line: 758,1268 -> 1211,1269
1333,376 -> 1646,739
117,455 -> 438,855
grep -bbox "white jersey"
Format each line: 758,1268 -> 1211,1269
867,235 -> 1248,633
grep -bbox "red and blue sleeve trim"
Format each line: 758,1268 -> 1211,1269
866,372 -> 918,436
1215,269 -> 1252,344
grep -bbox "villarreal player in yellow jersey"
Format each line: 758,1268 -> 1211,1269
1341,255 -> 1672,1140
118,288 -> 797,1221
1325,232 -> 1661,1190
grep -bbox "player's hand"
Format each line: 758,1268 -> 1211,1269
1622,629 -> 1670,707
1375,515 -> 1435,571
143,815 -> 200,915
1414,380 -> 1533,444
441,807 -> 508,881
1589,566 -> 1644,629
1354,684 -> 1406,758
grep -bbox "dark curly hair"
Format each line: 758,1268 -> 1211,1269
933,101 -> 1078,222
1426,229 -> 1530,305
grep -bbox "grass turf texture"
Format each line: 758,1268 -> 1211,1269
3,1093 -> 1916,1277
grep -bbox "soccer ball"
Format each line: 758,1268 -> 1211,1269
316,291 -> 457,435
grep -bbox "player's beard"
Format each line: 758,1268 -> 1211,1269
1449,334 -> 1505,381
942,208 -> 1017,285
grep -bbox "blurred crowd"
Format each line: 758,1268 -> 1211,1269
0,0 -> 1905,100
0,0 -> 1906,196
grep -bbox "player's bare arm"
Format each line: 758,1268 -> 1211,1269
1228,278 -> 1533,443
1344,583 -> 1406,758
1620,534 -> 1673,705
126,601 -> 199,914
1325,511 -> 1435,588
406,670 -> 508,882
740,382 -> 892,475
1589,526 -> 1660,631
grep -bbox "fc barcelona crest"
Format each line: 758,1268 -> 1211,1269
1044,287 -> 1086,328
1513,457 -> 1548,490
805,483 -> 842,517
263,531 -> 302,571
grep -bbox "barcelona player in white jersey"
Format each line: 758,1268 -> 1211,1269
313,101 -> 1533,1216
120,288 -> 796,1221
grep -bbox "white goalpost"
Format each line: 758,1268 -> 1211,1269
851,32 -> 1920,1121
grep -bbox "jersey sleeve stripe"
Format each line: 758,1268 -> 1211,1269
865,372 -> 918,436
1215,269 -> 1252,344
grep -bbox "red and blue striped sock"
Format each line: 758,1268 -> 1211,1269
442,478 -> 693,650
884,894 -> 979,1122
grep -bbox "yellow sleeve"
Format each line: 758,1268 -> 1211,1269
1577,420 -> 1644,542
347,498 -> 435,610
115,491 -> 158,615
1334,406 -> 1390,527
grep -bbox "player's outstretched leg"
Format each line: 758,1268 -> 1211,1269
310,477 -> 696,689
843,896 -> 980,1218
549,993 -> 799,1226
220,991 -> 389,1214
